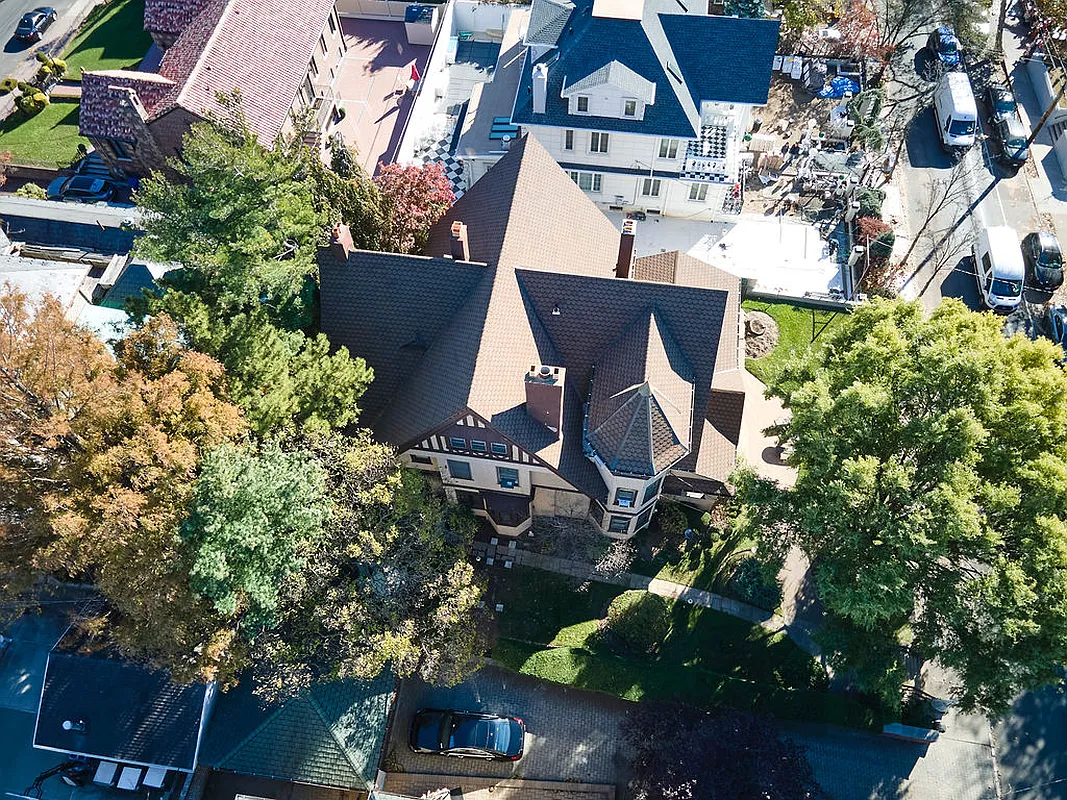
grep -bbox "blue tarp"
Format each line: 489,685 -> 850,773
818,75 -> 861,98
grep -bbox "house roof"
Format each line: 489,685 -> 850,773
144,0 -> 215,36
34,643 -> 211,771
200,671 -> 395,790
563,60 -> 656,105
512,0 -> 779,136
586,310 -> 693,476
526,0 -> 575,46
81,0 -> 336,145
320,136 -> 742,499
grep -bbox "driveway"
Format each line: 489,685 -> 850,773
995,681 -> 1067,800
387,666 -> 629,788
785,709 -> 998,800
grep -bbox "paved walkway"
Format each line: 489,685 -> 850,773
474,541 -> 822,658
384,775 -> 614,800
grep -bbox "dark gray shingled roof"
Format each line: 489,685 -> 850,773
319,135 -> 743,499
512,0 -> 780,137
526,0 -> 575,46
201,671 -> 395,790
34,649 -> 211,770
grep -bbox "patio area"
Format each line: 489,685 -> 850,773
333,18 -> 431,174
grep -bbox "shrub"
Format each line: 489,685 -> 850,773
654,502 -> 688,538
870,229 -> 895,261
36,65 -> 52,83
15,183 -> 47,199
34,51 -> 49,64
0,78 -> 16,94
16,92 -> 49,116
855,186 -> 885,220
727,558 -> 782,611
605,590 -> 670,656
16,82 -> 33,95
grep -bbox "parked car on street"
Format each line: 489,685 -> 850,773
987,82 -> 1019,123
15,8 -> 57,43
1023,231 -> 1064,290
988,114 -> 1030,168
409,709 -> 525,761
927,26 -> 962,68
933,71 -> 977,153
45,175 -> 118,204
1044,305 -> 1067,359
974,225 -> 1025,312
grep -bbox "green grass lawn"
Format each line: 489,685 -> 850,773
489,566 -> 881,730
0,101 -> 88,167
742,299 -> 846,385
62,0 -> 153,80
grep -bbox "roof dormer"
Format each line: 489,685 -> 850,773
561,61 -> 655,120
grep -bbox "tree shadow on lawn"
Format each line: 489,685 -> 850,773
64,0 -> 152,68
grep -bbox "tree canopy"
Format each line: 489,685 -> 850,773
625,702 -> 820,800
735,299 -> 1067,715
132,95 -> 373,436
375,162 -> 455,254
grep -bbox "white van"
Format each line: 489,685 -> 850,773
974,226 -> 1024,312
933,71 -> 978,152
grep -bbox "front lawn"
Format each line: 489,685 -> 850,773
0,101 -> 88,167
62,0 -> 153,80
742,299 -> 845,385
489,566 -> 881,730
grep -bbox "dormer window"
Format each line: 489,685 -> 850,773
577,96 -> 589,112
623,99 -> 637,117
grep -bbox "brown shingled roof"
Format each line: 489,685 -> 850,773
320,137 -> 744,500
144,0 -> 215,36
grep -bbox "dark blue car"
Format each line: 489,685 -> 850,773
15,8 -> 57,43
409,709 -> 525,761
927,26 -> 962,67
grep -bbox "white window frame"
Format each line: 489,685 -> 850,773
688,183 -> 708,201
623,99 -> 637,117
590,131 -> 609,154
576,95 -> 589,113
563,129 -> 574,151
659,138 -> 679,159
568,171 -> 603,193
641,178 -> 661,197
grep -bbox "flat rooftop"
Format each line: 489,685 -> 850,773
334,18 -> 431,174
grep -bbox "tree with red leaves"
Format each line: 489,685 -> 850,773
374,161 -> 455,254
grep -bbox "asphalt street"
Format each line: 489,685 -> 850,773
894,21 -> 1055,311
0,0 -> 87,82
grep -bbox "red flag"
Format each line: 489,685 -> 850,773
410,62 -> 421,82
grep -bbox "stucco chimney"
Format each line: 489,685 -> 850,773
532,63 -> 549,115
525,364 -> 565,435
450,221 -> 470,261
616,219 -> 636,279
329,222 -> 354,262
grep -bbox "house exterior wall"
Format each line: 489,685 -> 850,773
281,7 -> 348,142
521,123 -> 729,219
587,451 -> 668,538
563,82 -> 649,121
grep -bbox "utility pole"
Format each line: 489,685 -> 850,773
1024,66 -> 1067,149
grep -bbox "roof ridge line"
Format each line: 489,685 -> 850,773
307,689 -> 365,771
210,690 -> 293,767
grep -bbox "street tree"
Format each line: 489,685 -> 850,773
375,162 -> 455,254
0,290 -> 250,682
625,702 -> 821,800
734,299 -> 1067,715
181,441 -> 331,633
250,435 -> 485,698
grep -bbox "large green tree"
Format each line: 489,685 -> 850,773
0,287 -> 249,683
133,94 -> 373,435
250,434 -> 485,698
181,442 -> 330,632
735,299 -> 1067,715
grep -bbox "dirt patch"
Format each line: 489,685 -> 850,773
744,310 -> 780,359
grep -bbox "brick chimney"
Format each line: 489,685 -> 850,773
525,364 -> 565,435
329,222 -> 354,262
450,221 -> 470,261
616,219 -> 636,279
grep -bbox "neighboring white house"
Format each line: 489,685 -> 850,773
456,0 -> 780,220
